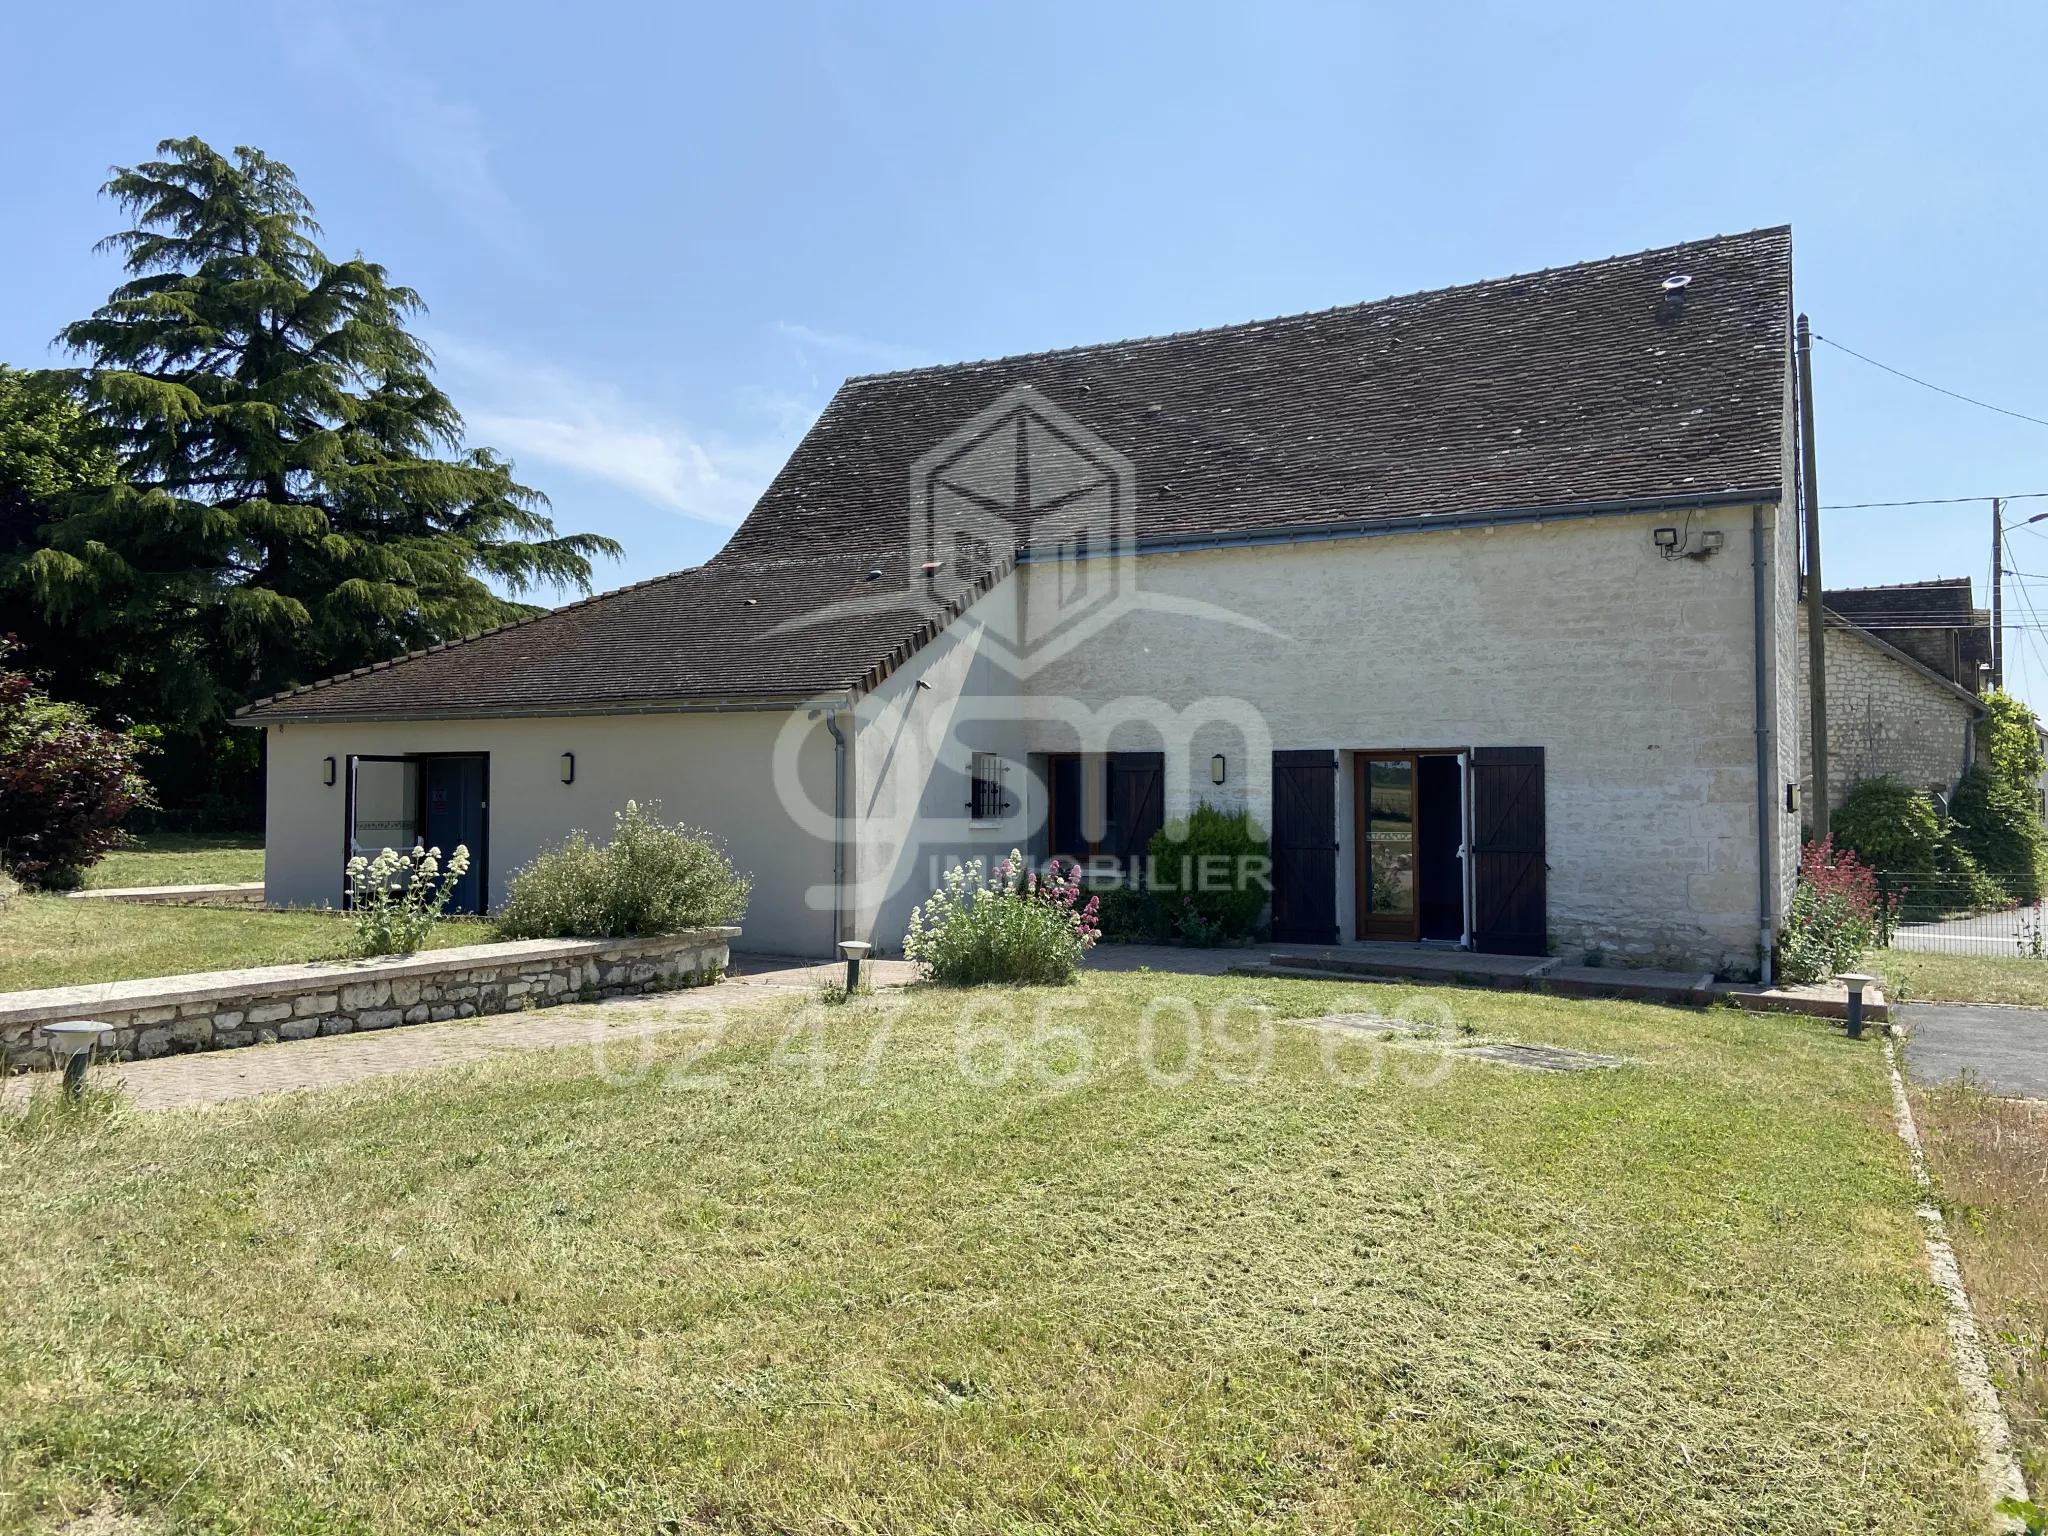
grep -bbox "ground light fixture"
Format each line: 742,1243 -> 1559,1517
837,939 -> 871,995
1838,973 -> 1875,1039
44,1021 -> 106,1102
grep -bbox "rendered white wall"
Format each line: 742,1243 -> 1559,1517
262,710 -> 840,956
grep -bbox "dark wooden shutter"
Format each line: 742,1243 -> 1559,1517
1471,746 -> 1545,956
1271,750 -> 1338,944
1109,753 -> 1164,872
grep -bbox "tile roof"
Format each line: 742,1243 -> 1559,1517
239,550 -> 1008,721
241,226 -> 1792,722
719,225 -> 1791,562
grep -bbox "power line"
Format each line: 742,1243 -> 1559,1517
1823,492 -> 2048,509
1814,333 -> 2048,430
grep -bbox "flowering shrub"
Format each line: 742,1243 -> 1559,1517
1778,837 -> 1894,984
903,849 -> 1101,985
494,801 -> 748,939
346,843 -> 471,956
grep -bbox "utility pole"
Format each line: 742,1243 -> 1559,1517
1992,497 -> 2004,692
1797,314 -> 1829,842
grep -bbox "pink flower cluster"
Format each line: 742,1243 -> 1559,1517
1797,836 -> 1897,925
992,853 -> 1103,948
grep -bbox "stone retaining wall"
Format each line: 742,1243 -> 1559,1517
0,928 -> 737,1072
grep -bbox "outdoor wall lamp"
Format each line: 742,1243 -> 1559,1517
1211,754 -> 1227,785
44,1021 -> 105,1102
322,756 -> 336,786
1652,527 -> 1680,550
560,752 -> 575,785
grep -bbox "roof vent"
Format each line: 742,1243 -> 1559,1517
866,567 -> 883,580
1661,273 -> 1693,293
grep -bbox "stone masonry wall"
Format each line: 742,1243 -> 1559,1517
0,928 -> 736,1073
1797,622 -> 1976,811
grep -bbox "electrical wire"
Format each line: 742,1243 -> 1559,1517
1814,333 -> 2048,431
1824,492 -> 2048,509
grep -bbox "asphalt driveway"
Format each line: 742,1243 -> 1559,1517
1899,1003 -> 2048,1099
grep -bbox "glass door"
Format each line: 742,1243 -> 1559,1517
1358,755 -> 1418,939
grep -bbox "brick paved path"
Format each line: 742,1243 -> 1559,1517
4,954 -> 914,1113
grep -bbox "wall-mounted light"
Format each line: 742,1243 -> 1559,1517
322,756 -> 336,787
1652,527 -> 1679,550
560,752 -> 576,785
1211,754 -> 1227,785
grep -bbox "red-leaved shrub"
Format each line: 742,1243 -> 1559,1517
0,637 -> 153,888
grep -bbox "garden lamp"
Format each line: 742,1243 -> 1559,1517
837,940 -> 872,996
1838,974 -> 1875,1040
44,1021 -> 107,1102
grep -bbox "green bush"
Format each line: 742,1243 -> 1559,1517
1948,762 -> 2045,904
1830,777 -> 1946,872
1147,802 -> 1269,941
903,851 -> 1100,985
494,801 -> 749,940
1829,775 -> 2005,918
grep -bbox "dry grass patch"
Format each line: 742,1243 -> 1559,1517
1916,1080 -> 2048,1496
0,975 -> 1987,1532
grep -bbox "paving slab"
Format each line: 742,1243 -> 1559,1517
65,882 -> 267,906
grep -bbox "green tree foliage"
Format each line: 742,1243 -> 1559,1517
3,138 -> 619,746
1948,689 -> 2048,904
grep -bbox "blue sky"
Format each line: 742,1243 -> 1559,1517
6,2 -> 2047,703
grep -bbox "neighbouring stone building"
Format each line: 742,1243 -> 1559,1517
1797,580 -> 1991,816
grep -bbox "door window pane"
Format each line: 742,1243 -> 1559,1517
1365,758 -> 1415,917
351,758 -> 419,858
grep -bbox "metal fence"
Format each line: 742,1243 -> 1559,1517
1874,871 -> 2047,958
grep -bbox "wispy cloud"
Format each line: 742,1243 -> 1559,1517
776,322 -> 935,375
280,3 -> 512,229
433,337 -> 818,529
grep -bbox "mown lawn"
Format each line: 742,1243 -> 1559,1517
78,833 -> 265,891
0,975 -> 1982,1532
1876,948 -> 2048,1008
0,896 -> 483,993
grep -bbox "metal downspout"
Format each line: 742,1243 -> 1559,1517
1752,504 -> 1775,986
824,711 -> 847,950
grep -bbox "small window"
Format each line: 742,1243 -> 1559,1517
969,752 -> 1009,822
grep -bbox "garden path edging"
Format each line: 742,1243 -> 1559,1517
1883,1038 -> 2032,1530
0,928 -> 738,1071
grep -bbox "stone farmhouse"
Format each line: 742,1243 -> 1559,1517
242,227 -> 1808,975
1798,579 -> 1992,816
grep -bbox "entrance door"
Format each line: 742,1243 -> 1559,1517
1271,750 -> 1338,943
423,757 -> 487,915
1356,752 -> 1467,942
346,753 -> 489,916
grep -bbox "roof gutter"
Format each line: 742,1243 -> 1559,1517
1016,486 -> 1783,564
235,693 -> 854,728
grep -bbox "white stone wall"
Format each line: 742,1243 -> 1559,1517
984,505 -> 1796,973
1797,623 -> 1977,808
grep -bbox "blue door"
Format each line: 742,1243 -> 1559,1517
423,756 -> 487,914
